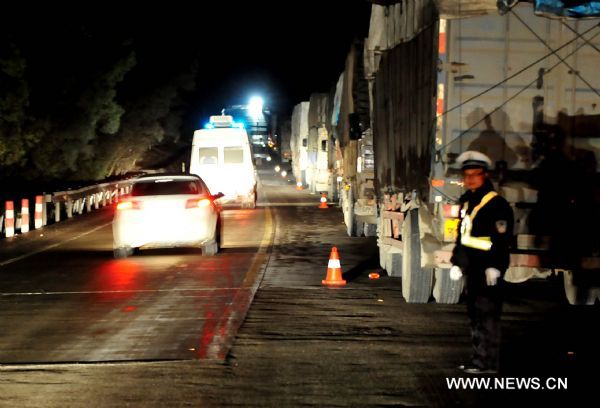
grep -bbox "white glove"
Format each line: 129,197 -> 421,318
485,268 -> 501,286
449,265 -> 463,281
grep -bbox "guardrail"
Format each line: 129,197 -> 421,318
1,179 -> 135,238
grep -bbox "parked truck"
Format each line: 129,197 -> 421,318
291,0 -> 600,305
372,1 -> 600,305
306,93 -> 334,195
279,120 -> 292,163
331,41 -> 379,238
290,102 -> 310,188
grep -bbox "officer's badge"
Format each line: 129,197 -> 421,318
496,220 -> 507,234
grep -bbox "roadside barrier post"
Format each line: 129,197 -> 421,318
66,200 -> 74,219
34,196 -> 43,229
5,201 -> 15,237
55,202 -> 61,223
21,199 -> 30,233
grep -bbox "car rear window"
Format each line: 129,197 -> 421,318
224,147 -> 244,164
199,147 -> 218,165
131,180 -> 203,196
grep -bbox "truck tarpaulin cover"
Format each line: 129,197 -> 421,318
372,9 -> 437,200
535,0 -> 600,17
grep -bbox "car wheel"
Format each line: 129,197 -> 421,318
216,217 -> 223,249
202,221 -> 220,257
113,247 -> 132,259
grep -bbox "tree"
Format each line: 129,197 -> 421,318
0,43 -> 39,172
28,51 -> 136,180
1,16 -> 197,184
104,64 -> 197,176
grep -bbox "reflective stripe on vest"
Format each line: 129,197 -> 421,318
460,191 -> 498,251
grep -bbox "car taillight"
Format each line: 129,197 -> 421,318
116,201 -> 141,210
186,198 -> 212,209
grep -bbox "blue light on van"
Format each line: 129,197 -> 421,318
204,123 -> 215,129
232,122 -> 245,129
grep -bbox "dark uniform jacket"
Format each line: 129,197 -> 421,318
451,179 -> 514,290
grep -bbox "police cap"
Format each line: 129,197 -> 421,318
456,150 -> 493,170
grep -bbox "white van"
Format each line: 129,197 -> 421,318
190,115 -> 257,208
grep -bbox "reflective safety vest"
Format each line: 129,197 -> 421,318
460,191 -> 498,251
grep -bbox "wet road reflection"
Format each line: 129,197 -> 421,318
91,259 -> 142,302
0,207 -> 270,363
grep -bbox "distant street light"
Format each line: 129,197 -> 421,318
248,96 -> 264,120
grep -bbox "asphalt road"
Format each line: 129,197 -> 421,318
0,167 -> 597,407
0,177 -> 274,364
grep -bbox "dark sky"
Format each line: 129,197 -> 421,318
155,1 -> 371,116
3,1 -> 371,120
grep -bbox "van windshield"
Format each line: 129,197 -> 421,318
224,147 -> 244,164
199,147 -> 218,165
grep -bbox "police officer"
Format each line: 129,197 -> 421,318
449,151 -> 514,374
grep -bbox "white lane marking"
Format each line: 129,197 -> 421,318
1,360 -> 185,369
0,222 -> 112,267
1,284 -> 370,297
257,202 -> 319,207
0,288 -> 243,296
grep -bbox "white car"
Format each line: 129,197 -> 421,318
112,174 -> 223,258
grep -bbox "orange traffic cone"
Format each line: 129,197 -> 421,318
319,193 -> 328,209
322,247 -> 346,286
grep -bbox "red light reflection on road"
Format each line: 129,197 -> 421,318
90,260 -> 142,302
197,310 -> 217,359
195,288 -> 249,360
191,257 -> 236,289
191,255 -> 237,359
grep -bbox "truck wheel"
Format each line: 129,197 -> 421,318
113,247 -> 133,259
433,268 -> 463,304
563,271 -> 595,305
364,223 -> 377,237
401,208 -> 433,303
244,189 -> 257,209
